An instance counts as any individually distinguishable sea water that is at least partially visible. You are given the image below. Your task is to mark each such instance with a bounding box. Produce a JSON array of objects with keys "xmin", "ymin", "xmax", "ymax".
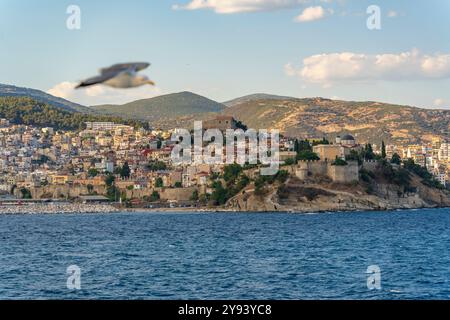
[{"xmin": 0, "ymin": 209, "xmax": 449, "ymax": 299}]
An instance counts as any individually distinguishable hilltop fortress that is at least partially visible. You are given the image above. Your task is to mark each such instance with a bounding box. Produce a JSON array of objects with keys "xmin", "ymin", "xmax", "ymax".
[
  {"xmin": 295, "ymin": 160, "xmax": 359, "ymax": 184},
  {"xmin": 294, "ymin": 134, "xmax": 361, "ymax": 183}
]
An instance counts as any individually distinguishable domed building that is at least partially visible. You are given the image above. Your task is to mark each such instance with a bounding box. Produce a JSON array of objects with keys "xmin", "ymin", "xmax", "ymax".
[
  {"xmin": 314, "ymin": 133, "xmax": 361, "ymax": 161},
  {"xmin": 340, "ymin": 134, "xmax": 356, "ymax": 147}
]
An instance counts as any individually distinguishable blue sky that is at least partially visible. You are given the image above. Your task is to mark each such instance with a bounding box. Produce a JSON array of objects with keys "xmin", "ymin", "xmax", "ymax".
[{"xmin": 0, "ymin": 0, "xmax": 449, "ymax": 107}]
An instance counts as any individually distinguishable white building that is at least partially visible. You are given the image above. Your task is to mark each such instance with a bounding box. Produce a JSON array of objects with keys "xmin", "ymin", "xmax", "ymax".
[
  {"xmin": 85, "ymin": 122, "xmax": 117, "ymax": 131},
  {"xmin": 439, "ymin": 142, "xmax": 449, "ymax": 161}
]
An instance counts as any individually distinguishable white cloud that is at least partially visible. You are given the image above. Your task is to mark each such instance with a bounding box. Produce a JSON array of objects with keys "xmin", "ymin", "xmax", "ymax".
[
  {"xmin": 387, "ymin": 10, "xmax": 398, "ymax": 18},
  {"xmin": 294, "ymin": 6, "xmax": 325, "ymax": 22},
  {"xmin": 172, "ymin": 0, "xmax": 309, "ymax": 14},
  {"xmin": 283, "ymin": 63, "xmax": 297, "ymax": 76},
  {"xmin": 434, "ymin": 98, "xmax": 444, "ymax": 107},
  {"xmin": 285, "ymin": 50, "xmax": 450, "ymax": 86},
  {"xmin": 47, "ymin": 82, "xmax": 162, "ymax": 106}
]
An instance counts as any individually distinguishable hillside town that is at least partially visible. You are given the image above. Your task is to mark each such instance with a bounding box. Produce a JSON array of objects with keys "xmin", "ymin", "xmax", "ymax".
[{"xmin": 0, "ymin": 116, "xmax": 449, "ymax": 212}]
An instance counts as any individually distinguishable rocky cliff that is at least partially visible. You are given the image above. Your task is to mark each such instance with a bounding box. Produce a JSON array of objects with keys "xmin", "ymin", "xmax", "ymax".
[{"xmin": 226, "ymin": 173, "xmax": 450, "ymax": 213}]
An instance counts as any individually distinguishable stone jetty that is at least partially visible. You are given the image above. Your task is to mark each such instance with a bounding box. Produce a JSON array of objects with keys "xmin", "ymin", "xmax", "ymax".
[{"xmin": 0, "ymin": 203, "xmax": 119, "ymax": 215}]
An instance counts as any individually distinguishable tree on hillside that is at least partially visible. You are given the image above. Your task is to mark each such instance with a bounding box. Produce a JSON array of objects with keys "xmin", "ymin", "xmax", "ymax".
[
  {"xmin": 174, "ymin": 181, "xmax": 182, "ymax": 188},
  {"xmin": 403, "ymin": 159, "xmax": 444, "ymax": 189},
  {"xmin": 346, "ymin": 149, "xmax": 362, "ymax": 165},
  {"xmin": 155, "ymin": 177, "xmax": 164, "ymax": 188},
  {"xmin": 0, "ymin": 96, "xmax": 147, "ymax": 131},
  {"xmin": 391, "ymin": 153, "xmax": 401, "ymax": 165},
  {"xmin": 20, "ymin": 188, "xmax": 32, "ymax": 199},
  {"xmin": 88, "ymin": 168, "xmax": 99, "ymax": 178},
  {"xmin": 236, "ymin": 174, "xmax": 250, "ymax": 190},
  {"xmin": 332, "ymin": 157, "xmax": 348, "ymax": 166},
  {"xmin": 381, "ymin": 141, "xmax": 387, "ymax": 159},
  {"xmin": 294, "ymin": 139, "xmax": 312, "ymax": 153},
  {"xmin": 149, "ymin": 191, "xmax": 160, "ymax": 202},
  {"xmin": 147, "ymin": 160, "xmax": 167, "ymax": 171},
  {"xmin": 363, "ymin": 143, "xmax": 375, "ymax": 160},
  {"xmin": 254, "ymin": 176, "xmax": 267, "ymax": 196},
  {"xmin": 104, "ymin": 174, "xmax": 118, "ymax": 201},
  {"xmin": 211, "ymin": 181, "xmax": 227, "ymax": 205},
  {"xmin": 283, "ymin": 158, "xmax": 296, "ymax": 166},
  {"xmin": 276, "ymin": 170, "xmax": 289, "ymax": 183},
  {"xmin": 296, "ymin": 150, "xmax": 320, "ymax": 161},
  {"xmin": 120, "ymin": 161, "xmax": 131, "ymax": 179},
  {"xmin": 190, "ymin": 190, "xmax": 199, "ymax": 201},
  {"xmin": 312, "ymin": 138, "xmax": 330, "ymax": 146},
  {"xmin": 223, "ymin": 164, "xmax": 243, "ymax": 183},
  {"xmin": 104, "ymin": 174, "xmax": 115, "ymax": 187}
]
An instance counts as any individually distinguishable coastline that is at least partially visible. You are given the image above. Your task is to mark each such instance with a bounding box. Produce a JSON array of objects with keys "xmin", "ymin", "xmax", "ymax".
[
  {"xmin": 126, "ymin": 205, "xmax": 450, "ymax": 214},
  {"xmin": 1, "ymin": 202, "xmax": 447, "ymax": 215}
]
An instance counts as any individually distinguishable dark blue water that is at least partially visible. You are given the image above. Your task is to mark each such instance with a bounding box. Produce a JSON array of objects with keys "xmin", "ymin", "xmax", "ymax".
[{"xmin": 0, "ymin": 209, "xmax": 449, "ymax": 300}]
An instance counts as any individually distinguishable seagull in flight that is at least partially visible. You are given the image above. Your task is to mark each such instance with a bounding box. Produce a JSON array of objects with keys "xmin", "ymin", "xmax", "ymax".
[{"xmin": 75, "ymin": 62, "xmax": 155, "ymax": 89}]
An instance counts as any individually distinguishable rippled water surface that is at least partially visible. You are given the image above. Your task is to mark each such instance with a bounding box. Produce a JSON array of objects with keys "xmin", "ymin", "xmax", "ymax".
[{"xmin": 0, "ymin": 209, "xmax": 449, "ymax": 299}]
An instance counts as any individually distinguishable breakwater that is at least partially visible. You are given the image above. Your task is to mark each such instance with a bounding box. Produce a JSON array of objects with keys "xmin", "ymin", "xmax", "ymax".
[{"xmin": 0, "ymin": 203, "xmax": 119, "ymax": 215}]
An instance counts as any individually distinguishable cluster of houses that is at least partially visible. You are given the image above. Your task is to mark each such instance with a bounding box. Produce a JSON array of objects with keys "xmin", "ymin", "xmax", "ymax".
[
  {"xmin": 1, "ymin": 115, "xmax": 448, "ymax": 205},
  {"xmin": 0, "ymin": 117, "xmax": 294, "ymax": 203}
]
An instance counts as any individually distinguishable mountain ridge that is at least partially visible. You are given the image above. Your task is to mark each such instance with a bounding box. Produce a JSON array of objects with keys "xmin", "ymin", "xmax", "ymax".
[
  {"xmin": 0, "ymin": 84, "xmax": 92, "ymax": 114},
  {"xmin": 222, "ymin": 97, "xmax": 450, "ymax": 144},
  {"xmin": 1, "ymin": 84, "xmax": 449, "ymax": 145},
  {"xmin": 90, "ymin": 91, "xmax": 226, "ymax": 123},
  {"xmin": 223, "ymin": 93, "xmax": 298, "ymax": 107}
]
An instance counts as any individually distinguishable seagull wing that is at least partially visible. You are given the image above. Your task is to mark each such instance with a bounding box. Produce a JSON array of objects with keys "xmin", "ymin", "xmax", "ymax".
[
  {"xmin": 75, "ymin": 70, "xmax": 119, "ymax": 88},
  {"xmin": 99, "ymin": 62, "xmax": 150, "ymax": 75},
  {"xmin": 75, "ymin": 62, "xmax": 150, "ymax": 89}
]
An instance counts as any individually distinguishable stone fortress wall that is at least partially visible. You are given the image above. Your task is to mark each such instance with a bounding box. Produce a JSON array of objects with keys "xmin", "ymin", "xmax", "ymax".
[{"xmin": 295, "ymin": 160, "xmax": 359, "ymax": 183}]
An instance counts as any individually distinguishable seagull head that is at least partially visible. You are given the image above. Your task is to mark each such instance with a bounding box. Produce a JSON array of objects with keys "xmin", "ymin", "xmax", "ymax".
[{"xmin": 136, "ymin": 74, "xmax": 155, "ymax": 87}]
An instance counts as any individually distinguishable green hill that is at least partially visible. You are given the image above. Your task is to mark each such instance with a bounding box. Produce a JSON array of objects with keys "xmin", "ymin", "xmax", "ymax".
[
  {"xmin": 91, "ymin": 91, "xmax": 226, "ymax": 124},
  {"xmin": 0, "ymin": 96, "xmax": 147, "ymax": 131},
  {"xmin": 223, "ymin": 93, "xmax": 297, "ymax": 107},
  {"xmin": 0, "ymin": 83, "xmax": 92, "ymax": 114}
]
